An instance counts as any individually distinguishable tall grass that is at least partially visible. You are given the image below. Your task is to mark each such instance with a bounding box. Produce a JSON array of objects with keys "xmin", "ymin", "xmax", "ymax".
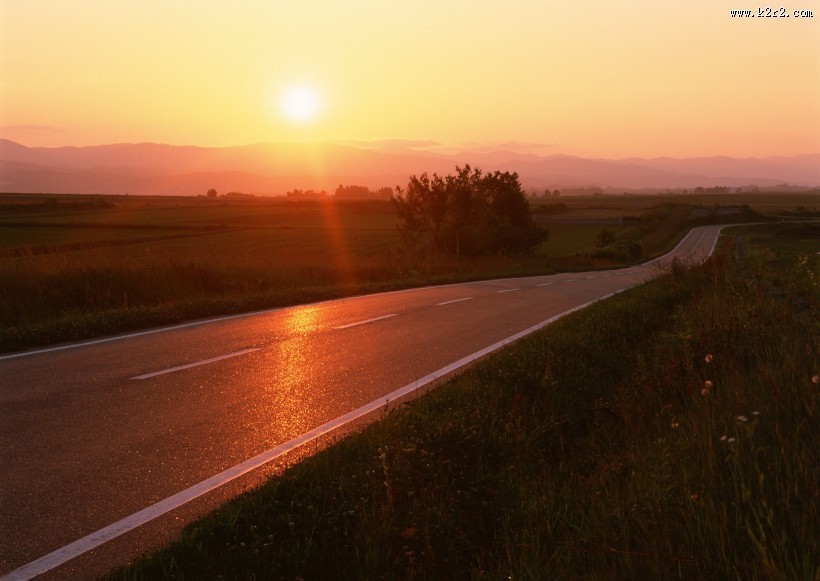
[
  {"xmin": 114, "ymin": 230, "xmax": 817, "ymax": 579},
  {"xmin": 0, "ymin": 226, "xmax": 563, "ymax": 351}
]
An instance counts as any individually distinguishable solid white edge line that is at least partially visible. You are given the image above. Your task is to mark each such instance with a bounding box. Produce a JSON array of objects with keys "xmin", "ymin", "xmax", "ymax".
[
  {"xmin": 435, "ymin": 297, "xmax": 473, "ymax": 306},
  {"xmin": 709, "ymin": 228, "xmax": 722, "ymax": 256},
  {"xmin": 2, "ymin": 226, "xmax": 729, "ymax": 581},
  {"xmin": 334, "ymin": 314, "xmax": 397, "ymax": 330},
  {"xmin": 0, "ymin": 310, "xmax": 281, "ymax": 362},
  {"xmin": 496, "ymin": 288, "xmax": 520, "ymax": 293},
  {"xmin": 131, "ymin": 348, "xmax": 260, "ymax": 380}
]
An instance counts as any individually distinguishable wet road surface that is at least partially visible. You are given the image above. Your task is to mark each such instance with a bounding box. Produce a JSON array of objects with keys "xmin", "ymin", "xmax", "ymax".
[{"xmin": 0, "ymin": 225, "xmax": 723, "ymax": 579}]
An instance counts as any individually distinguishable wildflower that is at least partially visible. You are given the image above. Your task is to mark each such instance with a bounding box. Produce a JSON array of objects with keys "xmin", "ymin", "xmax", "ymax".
[
  {"xmin": 705, "ymin": 354, "xmax": 713, "ymax": 363},
  {"xmin": 720, "ymin": 435, "xmax": 728, "ymax": 441},
  {"xmin": 700, "ymin": 387, "xmax": 711, "ymax": 397},
  {"xmin": 735, "ymin": 415, "xmax": 748, "ymax": 423},
  {"xmin": 400, "ymin": 527, "xmax": 418, "ymax": 539},
  {"xmin": 812, "ymin": 375, "xmax": 820, "ymax": 385},
  {"xmin": 690, "ymin": 494, "xmax": 699, "ymax": 502},
  {"xmin": 704, "ymin": 380, "xmax": 713, "ymax": 388},
  {"xmin": 727, "ymin": 437, "xmax": 736, "ymax": 443},
  {"xmin": 752, "ymin": 411, "xmax": 761, "ymax": 416},
  {"xmin": 671, "ymin": 422, "xmax": 679, "ymax": 429}
]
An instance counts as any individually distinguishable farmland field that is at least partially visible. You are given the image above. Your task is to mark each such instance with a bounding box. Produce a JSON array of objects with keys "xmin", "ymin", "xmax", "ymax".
[{"xmin": 1, "ymin": 191, "xmax": 815, "ymax": 352}]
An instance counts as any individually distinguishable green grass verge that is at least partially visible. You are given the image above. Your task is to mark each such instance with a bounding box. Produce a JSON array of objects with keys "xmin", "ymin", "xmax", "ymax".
[{"xmin": 111, "ymin": 227, "xmax": 818, "ymax": 579}]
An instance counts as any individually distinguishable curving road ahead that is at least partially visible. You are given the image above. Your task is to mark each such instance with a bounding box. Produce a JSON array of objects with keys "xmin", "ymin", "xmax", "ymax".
[{"xmin": 0, "ymin": 225, "xmax": 724, "ymax": 580}]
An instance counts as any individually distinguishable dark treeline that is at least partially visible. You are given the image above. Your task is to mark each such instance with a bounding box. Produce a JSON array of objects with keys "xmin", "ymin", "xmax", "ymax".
[
  {"xmin": 392, "ymin": 165, "xmax": 547, "ymax": 257},
  {"xmin": 335, "ymin": 184, "xmax": 393, "ymax": 200}
]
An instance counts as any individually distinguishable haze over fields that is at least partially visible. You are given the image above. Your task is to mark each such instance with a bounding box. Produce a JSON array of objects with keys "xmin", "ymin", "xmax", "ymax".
[
  {"xmin": 1, "ymin": 1, "xmax": 818, "ymax": 193},
  {"xmin": 1, "ymin": 139, "xmax": 819, "ymax": 195}
]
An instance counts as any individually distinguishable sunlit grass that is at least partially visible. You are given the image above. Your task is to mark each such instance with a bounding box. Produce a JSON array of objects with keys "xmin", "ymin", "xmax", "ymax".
[{"xmin": 112, "ymin": 228, "xmax": 818, "ymax": 579}]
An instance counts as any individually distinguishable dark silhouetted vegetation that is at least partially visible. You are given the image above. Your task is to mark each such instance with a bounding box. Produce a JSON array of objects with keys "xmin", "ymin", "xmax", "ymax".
[
  {"xmin": 335, "ymin": 184, "xmax": 393, "ymax": 200},
  {"xmin": 595, "ymin": 227, "xmax": 616, "ymax": 247},
  {"xmin": 392, "ymin": 165, "xmax": 548, "ymax": 257}
]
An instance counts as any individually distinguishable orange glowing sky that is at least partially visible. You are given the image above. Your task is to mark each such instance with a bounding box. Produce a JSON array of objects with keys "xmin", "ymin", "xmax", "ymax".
[{"xmin": 1, "ymin": 1, "xmax": 818, "ymax": 157}]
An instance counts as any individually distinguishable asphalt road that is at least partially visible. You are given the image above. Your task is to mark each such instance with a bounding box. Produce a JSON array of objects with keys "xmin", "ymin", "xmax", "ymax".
[{"xmin": 0, "ymin": 225, "xmax": 724, "ymax": 579}]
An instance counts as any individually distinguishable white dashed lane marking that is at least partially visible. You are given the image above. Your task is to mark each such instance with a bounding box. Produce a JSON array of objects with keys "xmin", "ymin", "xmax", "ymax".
[
  {"xmin": 436, "ymin": 297, "xmax": 473, "ymax": 306},
  {"xmin": 334, "ymin": 314, "xmax": 398, "ymax": 330},
  {"xmin": 131, "ymin": 348, "xmax": 260, "ymax": 380}
]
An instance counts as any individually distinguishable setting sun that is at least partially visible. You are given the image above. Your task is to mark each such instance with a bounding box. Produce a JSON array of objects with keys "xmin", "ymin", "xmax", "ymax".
[
  {"xmin": 0, "ymin": 1, "xmax": 818, "ymax": 156},
  {"xmin": 280, "ymin": 86, "xmax": 320, "ymax": 123}
]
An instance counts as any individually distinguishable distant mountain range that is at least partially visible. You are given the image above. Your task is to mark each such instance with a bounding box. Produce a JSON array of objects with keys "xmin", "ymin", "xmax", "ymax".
[{"xmin": 1, "ymin": 139, "xmax": 818, "ymax": 195}]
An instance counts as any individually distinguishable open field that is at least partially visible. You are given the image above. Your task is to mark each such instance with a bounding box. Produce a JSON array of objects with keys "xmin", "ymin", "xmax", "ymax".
[
  {"xmin": 531, "ymin": 191, "xmax": 820, "ymax": 216},
  {"xmin": 0, "ymin": 192, "xmax": 806, "ymax": 352},
  {"xmin": 111, "ymin": 223, "xmax": 818, "ymax": 579}
]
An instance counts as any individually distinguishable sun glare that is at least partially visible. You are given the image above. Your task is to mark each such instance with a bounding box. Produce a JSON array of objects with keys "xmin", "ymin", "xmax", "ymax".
[{"xmin": 280, "ymin": 86, "xmax": 320, "ymax": 123}]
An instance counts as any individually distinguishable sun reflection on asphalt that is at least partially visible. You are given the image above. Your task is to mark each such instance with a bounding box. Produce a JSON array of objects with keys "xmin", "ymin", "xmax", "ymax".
[{"xmin": 254, "ymin": 305, "xmax": 330, "ymax": 442}]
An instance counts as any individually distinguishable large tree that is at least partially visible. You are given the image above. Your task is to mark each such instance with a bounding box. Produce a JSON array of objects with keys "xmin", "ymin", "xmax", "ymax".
[{"xmin": 392, "ymin": 165, "xmax": 547, "ymax": 257}]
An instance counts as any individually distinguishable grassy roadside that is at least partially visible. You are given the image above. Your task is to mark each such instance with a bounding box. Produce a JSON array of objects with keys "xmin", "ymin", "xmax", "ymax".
[{"xmin": 112, "ymin": 225, "xmax": 818, "ymax": 579}]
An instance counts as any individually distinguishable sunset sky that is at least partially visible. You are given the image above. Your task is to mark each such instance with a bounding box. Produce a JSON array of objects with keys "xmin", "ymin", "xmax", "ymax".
[{"xmin": 1, "ymin": 0, "xmax": 818, "ymax": 158}]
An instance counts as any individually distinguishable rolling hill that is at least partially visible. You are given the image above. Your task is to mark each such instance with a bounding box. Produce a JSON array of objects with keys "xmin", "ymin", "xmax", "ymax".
[{"xmin": 1, "ymin": 139, "xmax": 818, "ymax": 195}]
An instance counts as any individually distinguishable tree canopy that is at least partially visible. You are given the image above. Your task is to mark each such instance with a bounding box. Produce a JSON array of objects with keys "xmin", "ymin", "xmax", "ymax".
[{"xmin": 392, "ymin": 165, "xmax": 547, "ymax": 257}]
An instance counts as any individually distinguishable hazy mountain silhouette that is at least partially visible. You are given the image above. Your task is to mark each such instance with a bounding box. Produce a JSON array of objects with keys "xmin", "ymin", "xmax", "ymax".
[{"xmin": 1, "ymin": 139, "xmax": 817, "ymax": 195}]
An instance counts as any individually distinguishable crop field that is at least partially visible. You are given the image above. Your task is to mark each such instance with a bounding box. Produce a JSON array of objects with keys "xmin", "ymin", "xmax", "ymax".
[
  {"xmin": 0, "ymin": 195, "xmax": 400, "ymax": 228},
  {"xmin": 0, "ymin": 191, "xmax": 807, "ymax": 352},
  {"xmin": 0, "ymin": 224, "xmax": 189, "ymax": 248},
  {"xmin": 532, "ymin": 191, "xmax": 820, "ymax": 215}
]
